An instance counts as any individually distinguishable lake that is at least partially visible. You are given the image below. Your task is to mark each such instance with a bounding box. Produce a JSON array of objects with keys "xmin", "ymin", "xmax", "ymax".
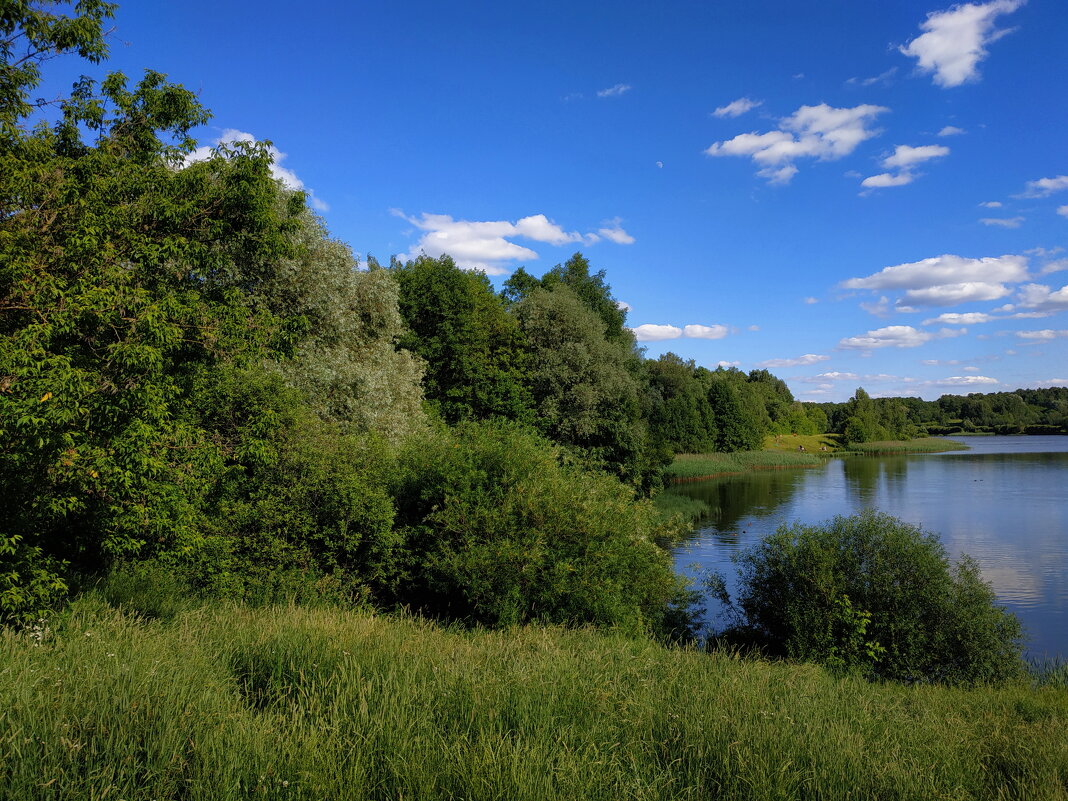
[{"xmin": 670, "ymin": 436, "xmax": 1068, "ymax": 660}]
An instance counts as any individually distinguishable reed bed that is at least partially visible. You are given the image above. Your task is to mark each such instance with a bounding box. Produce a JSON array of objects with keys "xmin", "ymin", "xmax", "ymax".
[
  {"xmin": 3, "ymin": 597, "xmax": 1066, "ymax": 800},
  {"xmin": 844, "ymin": 437, "xmax": 970, "ymax": 455},
  {"xmin": 666, "ymin": 450, "xmax": 823, "ymax": 481}
]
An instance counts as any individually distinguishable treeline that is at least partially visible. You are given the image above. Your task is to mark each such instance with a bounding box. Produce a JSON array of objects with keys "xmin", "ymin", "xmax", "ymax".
[{"xmin": 812, "ymin": 386, "xmax": 1068, "ymax": 443}]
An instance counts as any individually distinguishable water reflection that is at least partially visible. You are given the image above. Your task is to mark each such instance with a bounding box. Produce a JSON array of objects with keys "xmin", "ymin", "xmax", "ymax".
[{"xmin": 669, "ymin": 439, "xmax": 1068, "ymax": 660}]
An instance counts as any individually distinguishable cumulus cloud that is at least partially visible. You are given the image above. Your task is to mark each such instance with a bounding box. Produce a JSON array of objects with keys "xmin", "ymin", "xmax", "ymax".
[
  {"xmin": 900, "ymin": 0, "xmax": 1026, "ymax": 88},
  {"xmin": 1058, "ymin": 205, "xmax": 1068, "ymax": 217},
  {"xmin": 632, "ymin": 322, "xmax": 732, "ymax": 342},
  {"xmin": 631, "ymin": 324, "xmax": 682, "ymax": 342},
  {"xmin": 938, "ymin": 125, "xmax": 966, "ymax": 136},
  {"xmin": 862, "ymin": 172, "xmax": 916, "ymax": 188},
  {"xmin": 862, "ymin": 144, "xmax": 949, "ymax": 189},
  {"xmin": 979, "ymin": 216, "xmax": 1024, "ymax": 228},
  {"xmin": 717, "ymin": 360, "xmax": 741, "ymax": 368},
  {"xmin": 597, "ymin": 218, "xmax": 636, "ymax": 244},
  {"xmin": 884, "ymin": 144, "xmax": 951, "ymax": 169},
  {"xmin": 597, "ymin": 83, "xmax": 631, "ymax": 98},
  {"xmin": 927, "ymin": 375, "xmax": 1000, "ymax": 387},
  {"xmin": 1019, "ymin": 175, "xmax": 1068, "ymax": 198},
  {"xmin": 713, "ymin": 97, "xmax": 762, "ymax": 118},
  {"xmin": 842, "ymin": 254, "xmax": 1027, "ymax": 310},
  {"xmin": 392, "ymin": 211, "xmax": 632, "ymax": 273},
  {"xmin": 705, "ymin": 103, "xmax": 888, "ymax": 184},
  {"xmin": 1016, "ymin": 329, "xmax": 1068, "ymax": 341},
  {"xmin": 800, "ymin": 371, "xmax": 859, "ymax": 382},
  {"xmin": 903, "ymin": 282, "xmax": 1012, "ymax": 306},
  {"xmin": 756, "ymin": 354, "xmax": 830, "ymax": 368},
  {"xmin": 979, "ymin": 200, "xmax": 1003, "ymax": 208},
  {"xmin": 922, "ymin": 311, "xmax": 994, "ymax": 325},
  {"xmin": 683, "ymin": 324, "xmax": 729, "ymax": 339},
  {"xmin": 839, "ymin": 325, "xmax": 938, "ymax": 349},
  {"xmin": 1014, "ymin": 282, "xmax": 1068, "ymax": 312},
  {"xmin": 185, "ymin": 128, "xmax": 329, "ymax": 211}
]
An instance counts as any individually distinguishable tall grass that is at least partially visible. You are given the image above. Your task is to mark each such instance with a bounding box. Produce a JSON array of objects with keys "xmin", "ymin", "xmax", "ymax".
[
  {"xmin": 3, "ymin": 597, "xmax": 1066, "ymax": 800},
  {"xmin": 667, "ymin": 450, "xmax": 822, "ymax": 481}
]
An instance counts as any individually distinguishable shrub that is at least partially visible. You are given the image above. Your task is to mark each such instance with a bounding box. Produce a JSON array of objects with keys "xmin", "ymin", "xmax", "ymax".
[
  {"xmin": 715, "ymin": 510, "xmax": 1023, "ymax": 684},
  {"xmin": 391, "ymin": 420, "xmax": 691, "ymax": 635}
]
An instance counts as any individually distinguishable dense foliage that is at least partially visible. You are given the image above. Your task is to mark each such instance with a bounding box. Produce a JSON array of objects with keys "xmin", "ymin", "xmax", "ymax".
[{"xmin": 714, "ymin": 511, "xmax": 1024, "ymax": 684}]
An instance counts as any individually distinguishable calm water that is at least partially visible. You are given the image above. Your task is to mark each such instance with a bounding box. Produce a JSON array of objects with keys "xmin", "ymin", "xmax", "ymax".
[{"xmin": 671, "ymin": 436, "xmax": 1068, "ymax": 660}]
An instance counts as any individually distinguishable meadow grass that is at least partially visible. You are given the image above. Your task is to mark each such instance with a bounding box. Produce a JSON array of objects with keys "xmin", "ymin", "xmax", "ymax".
[
  {"xmin": 666, "ymin": 450, "xmax": 823, "ymax": 481},
  {"xmin": 844, "ymin": 437, "xmax": 970, "ymax": 455},
  {"xmin": 3, "ymin": 597, "xmax": 1066, "ymax": 800}
]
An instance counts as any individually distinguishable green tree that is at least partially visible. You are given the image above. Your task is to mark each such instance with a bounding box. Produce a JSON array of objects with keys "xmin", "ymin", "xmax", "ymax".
[
  {"xmin": 392, "ymin": 255, "xmax": 533, "ymax": 425},
  {"xmin": 514, "ymin": 285, "xmax": 654, "ymax": 486},
  {"xmin": 262, "ymin": 215, "xmax": 424, "ymax": 443},
  {"xmin": 707, "ymin": 377, "xmax": 763, "ymax": 452},
  {"xmin": 645, "ymin": 353, "xmax": 716, "ymax": 454}
]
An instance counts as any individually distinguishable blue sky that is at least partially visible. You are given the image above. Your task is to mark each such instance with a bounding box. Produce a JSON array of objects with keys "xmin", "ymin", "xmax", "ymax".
[{"xmin": 66, "ymin": 0, "xmax": 1068, "ymax": 401}]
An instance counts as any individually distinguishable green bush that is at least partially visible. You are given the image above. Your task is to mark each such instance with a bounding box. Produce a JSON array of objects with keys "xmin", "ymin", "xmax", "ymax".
[
  {"xmin": 715, "ymin": 510, "xmax": 1023, "ymax": 684},
  {"xmin": 391, "ymin": 420, "xmax": 691, "ymax": 635}
]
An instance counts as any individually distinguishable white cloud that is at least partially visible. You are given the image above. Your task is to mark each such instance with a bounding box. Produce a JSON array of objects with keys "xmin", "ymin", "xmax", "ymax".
[
  {"xmin": 862, "ymin": 172, "xmax": 916, "ymax": 188},
  {"xmin": 963, "ymin": 366, "xmax": 981, "ymax": 372},
  {"xmin": 929, "ymin": 375, "xmax": 1000, "ymax": 386},
  {"xmin": 842, "ymin": 254, "xmax": 1027, "ymax": 291},
  {"xmin": 597, "ymin": 83, "xmax": 631, "ymax": 98},
  {"xmin": 938, "ymin": 125, "xmax": 966, "ymax": 136},
  {"xmin": 747, "ymin": 324, "xmax": 760, "ymax": 332},
  {"xmin": 185, "ymin": 128, "xmax": 329, "ymax": 211},
  {"xmin": 804, "ymin": 297, "xmax": 819, "ymax": 305},
  {"xmin": 1019, "ymin": 175, "xmax": 1068, "ymax": 198},
  {"xmin": 616, "ymin": 300, "xmax": 632, "ymax": 312},
  {"xmin": 597, "ymin": 219, "xmax": 636, "ymax": 244},
  {"xmin": 717, "ymin": 360, "xmax": 741, "ymax": 368},
  {"xmin": 848, "ymin": 67, "xmax": 898, "ymax": 87},
  {"xmin": 713, "ymin": 97, "xmax": 762, "ymax": 118},
  {"xmin": 1016, "ymin": 329, "xmax": 1068, "ymax": 341},
  {"xmin": 1014, "ymin": 282, "xmax": 1068, "ymax": 312},
  {"xmin": 1058, "ymin": 205, "xmax": 1068, "ymax": 218},
  {"xmin": 979, "ymin": 200, "xmax": 1003, "ymax": 208},
  {"xmin": 922, "ymin": 359, "xmax": 961, "ymax": 365},
  {"xmin": 900, "ymin": 0, "xmax": 1026, "ymax": 88},
  {"xmin": 1039, "ymin": 259, "xmax": 1068, "ymax": 275},
  {"xmin": 862, "ymin": 144, "xmax": 949, "ymax": 189},
  {"xmin": 979, "ymin": 216, "xmax": 1024, "ymax": 228},
  {"xmin": 756, "ymin": 354, "xmax": 830, "ymax": 368},
  {"xmin": 393, "ymin": 211, "xmax": 627, "ymax": 273},
  {"xmin": 512, "ymin": 214, "xmax": 586, "ymax": 245},
  {"xmin": 683, "ymin": 324, "xmax": 729, "ymax": 339},
  {"xmin": 839, "ymin": 325, "xmax": 935, "ymax": 349},
  {"xmin": 632, "ymin": 324, "xmax": 682, "ymax": 342},
  {"xmin": 883, "ymin": 144, "xmax": 951, "ymax": 169},
  {"xmin": 922, "ymin": 311, "xmax": 993, "ymax": 325},
  {"xmin": 705, "ymin": 103, "xmax": 888, "ymax": 183},
  {"xmin": 903, "ymin": 281, "xmax": 1012, "ymax": 306},
  {"xmin": 815, "ymin": 371, "xmax": 860, "ymax": 380}
]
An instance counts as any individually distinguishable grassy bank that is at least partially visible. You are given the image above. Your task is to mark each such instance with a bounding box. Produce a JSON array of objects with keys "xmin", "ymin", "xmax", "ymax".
[
  {"xmin": 666, "ymin": 449, "xmax": 823, "ymax": 482},
  {"xmin": 3, "ymin": 598, "xmax": 1066, "ymax": 800},
  {"xmin": 844, "ymin": 437, "xmax": 970, "ymax": 455}
]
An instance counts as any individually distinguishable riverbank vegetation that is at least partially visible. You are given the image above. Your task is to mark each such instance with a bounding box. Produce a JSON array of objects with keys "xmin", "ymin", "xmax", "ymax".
[
  {"xmin": 4, "ymin": 593, "xmax": 1067, "ymax": 801},
  {"xmin": 666, "ymin": 450, "xmax": 823, "ymax": 482},
  {"xmin": 843, "ymin": 437, "xmax": 970, "ymax": 454}
]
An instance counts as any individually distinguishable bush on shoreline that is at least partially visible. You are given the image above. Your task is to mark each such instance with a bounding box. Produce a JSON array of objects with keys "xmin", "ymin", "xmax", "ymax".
[{"xmin": 711, "ymin": 510, "xmax": 1024, "ymax": 684}]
